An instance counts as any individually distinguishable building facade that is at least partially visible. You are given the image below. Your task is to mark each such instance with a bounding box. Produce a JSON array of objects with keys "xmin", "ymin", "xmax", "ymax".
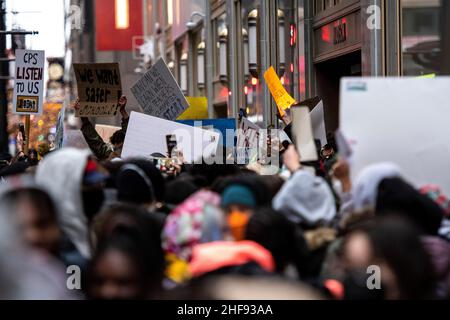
[{"xmin": 145, "ymin": 0, "xmax": 449, "ymax": 132}]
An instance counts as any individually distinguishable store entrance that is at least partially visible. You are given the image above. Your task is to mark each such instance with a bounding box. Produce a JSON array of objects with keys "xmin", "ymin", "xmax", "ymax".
[{"xmin": 315, "ymin": 50, "xmax": 362, "ymax": 132}]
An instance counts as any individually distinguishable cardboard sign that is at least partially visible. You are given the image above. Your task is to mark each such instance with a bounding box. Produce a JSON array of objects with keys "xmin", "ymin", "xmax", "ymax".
[
  {"xmin": 13, "ymin": 49, "xmax": 45, "ymax": 115},
  {"xmin": 95, "ymin": 124, "xmax": 121, "ymax": 143},
  {"xmin": 73, "ymin": 63, "xmax": 122, "ymax": 117},
  {"xmin": 177, "ymin": 97, "xmax": 209, "ymax": 120},
  {"xmin": 131, "ymin": 58, "xmax": 189, "ymax": 120},
  {"xmin": 122, "ymin": 111, "xmax": 219, "ymax": 163},
  {"xmin": 264, "ymin": 66, "xmax": 296, "ymax": 116},
  {"xmin": 236, "ymin": 118, "xmax": 261, "ymax": 164},
  {"xmin": 340, "ymin": 77, "xmax": 450, "ymax": 195},
  {"xmin": 291, "ymin": 107, "xmax": 319, "ymax": 162}
]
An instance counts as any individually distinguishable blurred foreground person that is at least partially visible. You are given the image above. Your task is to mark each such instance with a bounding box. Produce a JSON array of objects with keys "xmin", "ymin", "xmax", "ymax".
[
  {"xmin": 36, "ymin": 148, "xmax": 107, "ymax": 271},
  {"xmin": 0, "ymin": 187, "xmax": 60, "ymax": 257},
  {"xmin": 342, "ymin": 217, "xmax": 437, "ymax": 299},
  {"xmin": 173, "ymin": 275, "xmax": 324, "ymax": 300},
  {"xmin": 0, "ymin": 199, "xmax": 78, "ymax": 299},
  {"xmin": 87, "ymin": 226, "xmax": 164, "ymax": 300}
]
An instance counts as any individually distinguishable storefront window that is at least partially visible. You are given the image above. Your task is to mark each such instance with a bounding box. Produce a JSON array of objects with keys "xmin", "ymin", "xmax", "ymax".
[{"xmin": 401, "ymin": 0, "xmax": 443, "ymax": 76}]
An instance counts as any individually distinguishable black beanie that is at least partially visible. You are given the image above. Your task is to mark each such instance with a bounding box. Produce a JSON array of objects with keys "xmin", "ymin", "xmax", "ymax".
[
  {"xmin": 376, "ymin": 177, "xmax": 444, "ymax": 235},
  {"xmin": 116, "ymin": 164, "xmax": 155, "ymax": 204}
]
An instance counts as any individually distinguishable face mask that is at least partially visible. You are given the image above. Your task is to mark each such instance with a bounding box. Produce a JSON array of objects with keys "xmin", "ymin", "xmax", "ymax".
[{"xmin": 227, "ymin": 210, "xmax": 251, "ymax": 241}]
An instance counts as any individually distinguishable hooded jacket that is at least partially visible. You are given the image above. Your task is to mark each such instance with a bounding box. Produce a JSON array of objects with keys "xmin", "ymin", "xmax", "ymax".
[
  {"xmin": 273, "ymin": 170, "xmax": 337, "ymax": 227},
  {"xmin": 35, "ymin": 148, "xmax": 92, "ymax": 259}
]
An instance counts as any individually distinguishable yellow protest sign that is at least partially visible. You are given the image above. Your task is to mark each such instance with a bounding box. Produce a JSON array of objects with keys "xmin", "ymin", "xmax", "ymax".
[
  {"xmin": 177, "ymin": 97, "xmax": 208, "ymax": 120},
  {"xmin": 264, "ymin": 66, "xmax": 296, "ymax": 116},
  {"xmin": 417, "ymin": 74, "xmax": 436, "ymax": 79}
]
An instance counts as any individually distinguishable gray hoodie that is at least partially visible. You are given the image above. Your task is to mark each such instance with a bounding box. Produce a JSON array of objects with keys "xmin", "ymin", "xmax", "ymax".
[
  {"xmin": 273, "ymin": 170, "xmax": 337, "ymax": 227},
  {"xmin": 35, "ymin": 148, "xmax": 92, "ymax": 259}
]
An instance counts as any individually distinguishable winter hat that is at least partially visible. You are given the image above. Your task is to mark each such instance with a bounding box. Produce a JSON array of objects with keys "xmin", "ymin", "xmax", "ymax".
[
  {"xmin": 188, "ymin": 241, "xmax": 275, "ymax": 278},
  {"xmin": 126, "ymin": 159, "xmax": 165, "ymax": 202},
  {"xmin": 162, "ymin": 190, "xmax": 223, "ymax": 261},
  {"xmin": 164, "ymin": 178, "xmax": 199, "ymax": 208},
  {"xmin": 221, "ymin": 184, "xmax": 256, "ymax": 208},
  {"xmin": 353, "ymin": 162, "xmax": 402, "ymax": 211},
  {"xmin": 376, "ymin": 177, "xmax": 444, "ymax": 235},
  {"xmin": 116, "ymin": 164, "xmax": 155, "ymax": 204},
  {"xmin": 273, "ymin": 170, "xmax": 336, "ymax": 227}
]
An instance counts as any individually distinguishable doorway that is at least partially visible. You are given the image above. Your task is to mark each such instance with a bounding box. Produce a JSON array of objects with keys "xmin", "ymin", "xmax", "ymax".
[{"xmin": 315, "ymin": 50, "xmax": 362, "ymax": 132}]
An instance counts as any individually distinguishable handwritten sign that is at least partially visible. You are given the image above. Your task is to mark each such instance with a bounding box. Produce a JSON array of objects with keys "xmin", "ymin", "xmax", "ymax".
[
  {"xmin": 131, "ymin": 58, "xmax": 189, "ymax": 120},
  {"xmin": 13, "ymin": 49, "xmax": 45, "ymax": 115},
  {"xmin": 236, "ymin": 118, "xmax": 261, "ymax": 164},
  {"xmin": 73, "ymin": 63, "xmax": 122, "ymax": 117},
  {"xmin": 264, "ymin": 66, "xmax": 296, "ymax": 116}
]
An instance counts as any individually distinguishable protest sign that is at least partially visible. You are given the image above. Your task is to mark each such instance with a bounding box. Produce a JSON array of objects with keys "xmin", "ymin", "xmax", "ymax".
[
  {"xmin": 177, "ymin": 97, "xmax": 208, "ymax": 120},
  {"xmin": 122, "ymin": 111, "xmax": 219, "ymax": 163},
  {"xmin": 95, "ymin": 124, "xmax": 121, "ymax": 143},
  {"xmin": 291, "ymin": 107, "xmax": 319, "ymax": 162},
  {"xmin": 131, "ymin": 58, "xmax": 189, "ymax": 120},
  {"xmin": 73, "ymin": 63, "xmax": 122, "ymax": 117},
  {"xmin": 340, "ymin": 77, "xmax": 450, "ymax": 194},
  {"xmin": 310, "ymin": 100, "xmax": 327, "ymax": 147},
  {"xmin": 176, "ymin": 118, "xmax": 236, "ymax": 148},
  {"xmin": 236, "ymin": 118, "xmax": 261, "ymax": 164},
  {"xmin": 13, "ymin": 49, "xmax": 45, "ymax": 115},
  {"xmin": 264, "ymin": 66, "xmax": 296, "ymax": 116}
]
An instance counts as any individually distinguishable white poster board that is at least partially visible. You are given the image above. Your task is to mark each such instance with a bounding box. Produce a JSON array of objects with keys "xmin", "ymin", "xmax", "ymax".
[
  {"xmin": 236, "ymin": 118, "xmax": 260, "ymax": 164},
  {"xmin": 310, "ymin": 100, "xmax": 327, "ymax": 147},
  {"xmin": 131, "ymin": 58, "xmax": 189, "ymax": 120},
  {"xmin": 12, "ymin": 49, "xmax": 45, "ymax": 115},
  {"xmin": 340, "ymin": 77, "xmax": 450, "ymax": 195},
  {"xmin": 122, "ymin": 111, "xmax": 219, "ymax": 163},
  {"xmin": 291, "ymin": 107, "xmax": 319, "ymax": 162}
]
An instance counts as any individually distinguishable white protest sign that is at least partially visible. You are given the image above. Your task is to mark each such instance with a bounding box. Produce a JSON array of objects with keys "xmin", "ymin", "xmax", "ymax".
[
  {"xmin": 131, "ymin": 58, "xmax": 189, "ymax": 120},
  {"xmin": 340, "ymin": 77, "xmax": 450, "ymax": 195},
  {"xmin": 13, "ymin": 49, "xmax": 45, "ymax": 115},
  {"xmin": 122, "ymin": 111, "xmax": 219, "ymax": 164},
  {"xmin": 291, "ymin": 107, "xmax": 319, "ymax": 162},
  {"xmin": 310, "ymin": 100, "xmax": 327, "ymax": 147},
  {"xmin": 236, "ymin": 118, "xmax": 261, "ymax": 164}
]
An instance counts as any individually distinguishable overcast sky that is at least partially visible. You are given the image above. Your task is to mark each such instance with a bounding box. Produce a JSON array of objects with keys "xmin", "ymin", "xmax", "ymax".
[{"xmin": 6, "ymin": 0, "xmax": 65, "ymax": 58}]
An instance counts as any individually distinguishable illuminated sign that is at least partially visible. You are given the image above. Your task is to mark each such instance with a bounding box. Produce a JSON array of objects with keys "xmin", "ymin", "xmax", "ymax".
[{"xmin": 333, "ymin": 18, "xmax": 347, "ymax": 45}]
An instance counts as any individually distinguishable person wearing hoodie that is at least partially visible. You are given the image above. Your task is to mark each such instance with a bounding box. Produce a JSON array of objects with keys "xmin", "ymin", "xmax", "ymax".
[
  {"xmin": 35, "ymin": 148, "xmax": 107, "ymax": 272},
  {"xmin": 273, "ymin": 145, "xmax": 337, "ymax": 228}
]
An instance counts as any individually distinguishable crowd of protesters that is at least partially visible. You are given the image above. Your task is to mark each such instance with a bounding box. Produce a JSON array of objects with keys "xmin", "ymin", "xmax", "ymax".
[{"xmin": 0, "ymin": 96, "xmax": 449, "ymax": 300}]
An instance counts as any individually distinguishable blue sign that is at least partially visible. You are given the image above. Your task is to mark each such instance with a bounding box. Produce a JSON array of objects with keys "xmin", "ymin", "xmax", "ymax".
[{"xmin": 176, "ymin": 118, "xmax": 236, "ymax": 147}]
